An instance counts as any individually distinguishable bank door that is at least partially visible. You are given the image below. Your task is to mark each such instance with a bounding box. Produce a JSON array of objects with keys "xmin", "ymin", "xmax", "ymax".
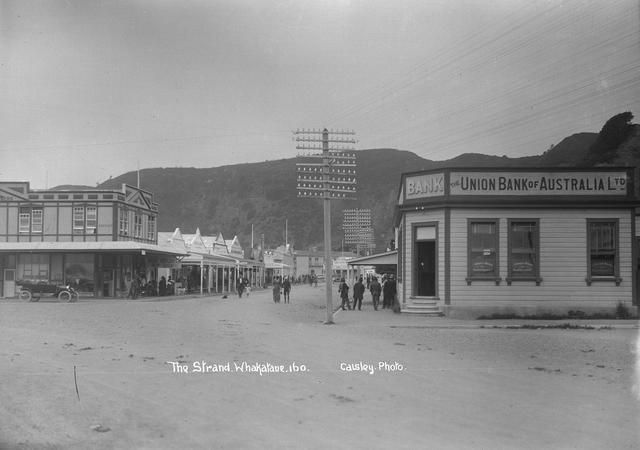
[
  {"xmin": 3, "ymin": 269, "xmax": 16, "ymax": 298},
  {"xmin": 414, "ymin": 226, "xmax": 437, "ymax": 297}
]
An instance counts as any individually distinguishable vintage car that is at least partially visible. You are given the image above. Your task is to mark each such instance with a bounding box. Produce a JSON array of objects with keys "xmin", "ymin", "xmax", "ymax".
[{"xmin": 17, "ymin": 281, "xmax": 79, "ymax": 302}]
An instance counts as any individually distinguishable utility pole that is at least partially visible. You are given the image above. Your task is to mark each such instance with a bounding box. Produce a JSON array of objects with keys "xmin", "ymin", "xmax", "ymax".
[{"xmin": 295, "ymin": 128, "xmax": 357, "ymax": 324}]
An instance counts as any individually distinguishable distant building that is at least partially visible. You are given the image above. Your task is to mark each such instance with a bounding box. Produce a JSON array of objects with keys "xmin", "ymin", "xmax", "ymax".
[{"xmin": 343, "ymin": 208, "xmax": 375, "ymax": 255}]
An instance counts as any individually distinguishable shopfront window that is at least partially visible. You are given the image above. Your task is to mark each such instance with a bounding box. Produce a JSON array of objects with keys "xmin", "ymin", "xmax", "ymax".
[
  {"xmin": 119, "ymin": 208, "xmax": 129, "ymax": 236},
  {"xmin": 508, "ymin": 220, "xmax": 539, "ymax": 281},
  {"xmin": 64, "ymin": 253, "xmax": 94, "ymax": 294},
  {"xmin": 17, "ymin": 253, "xmax": 50, "ymax": 283},
  {"xmin": 468, "ymin": 220, "xmax": 498, "ymax": 278},
  {"xmin": 588, "ymin": 220, "xmax": 617, "ymax": 278}
]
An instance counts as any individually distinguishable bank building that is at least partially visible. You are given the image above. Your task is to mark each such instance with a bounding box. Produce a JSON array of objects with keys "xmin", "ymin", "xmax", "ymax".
[{"xmin": 394, "ymin": 167, "xmax": 639, "ymax": 318}]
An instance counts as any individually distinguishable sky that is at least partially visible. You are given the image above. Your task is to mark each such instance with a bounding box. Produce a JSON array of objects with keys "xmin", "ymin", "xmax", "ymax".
[{"xmin": 1, "ymin": 0, "xmax": 639, "ymax": 190}]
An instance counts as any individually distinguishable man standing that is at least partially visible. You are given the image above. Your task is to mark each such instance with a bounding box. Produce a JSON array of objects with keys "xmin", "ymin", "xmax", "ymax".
[
  {"xmin": 369, "ymin": 276, "xmax": 381, "ymax": 311},
  {"xmin": 338, "ymin": 278, "xmax": 350, "ymax": 310},
  {"xmin": 383, "ymin": 274, "xmax": 398, "ymax": 311},
  {"xmin": 353, "ymin": 276, "xmax": 365, "ymax": 311},
  {"xmin": 282, "ymin": 276, "xmax": 291, "ymax": 304},
  {"xmin": 382, "ymin": 274, "xmax": 397, "ymax": 309}
]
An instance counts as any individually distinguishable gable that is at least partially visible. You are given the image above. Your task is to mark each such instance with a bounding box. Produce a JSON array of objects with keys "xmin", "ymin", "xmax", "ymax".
[{"xmin": 0, "ymin": 187, "xmax": 28, "ymax": 201}]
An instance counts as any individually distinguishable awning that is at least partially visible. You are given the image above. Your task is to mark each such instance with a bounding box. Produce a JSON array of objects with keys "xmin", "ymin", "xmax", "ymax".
[
  {"xmin": 347, "ymin": 250, "xmax": 397, "ymax": 266},
  {"xmin": 265, "ymin": 262, "xmax": 291, "ymax": 269},
  {"xmin": 0, "ymin": 241, "xmax": 189, "ymax": 257},
  {"xmin": 181, "ymin": 252, "xmax": 238, "ymax": 265}
]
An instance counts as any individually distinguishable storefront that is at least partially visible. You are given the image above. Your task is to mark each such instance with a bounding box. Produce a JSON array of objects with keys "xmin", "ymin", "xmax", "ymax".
[
  {"xmin": 395, "ymin": 167, "xmax": 639, "ymax": 318},
  {"xmin": 0, "ymin": 242, "xmax": 187, "ymax": 298}
]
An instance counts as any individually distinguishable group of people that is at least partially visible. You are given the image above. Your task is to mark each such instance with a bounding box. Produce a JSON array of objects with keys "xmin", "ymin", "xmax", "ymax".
[
  {"xmin": 236, "ymin": 277, "xmax": 251, "ymax": 298},
  {"xmin": 272, "ymin": 275, "xmax": 292, "ymax": 303},
  {"xmin": 126, "ymin": 274, "xmax": 169, "ymax": 299},
  {"xmin": 338, "ymin": 274, "xmax": 397, "ymax": 311}
]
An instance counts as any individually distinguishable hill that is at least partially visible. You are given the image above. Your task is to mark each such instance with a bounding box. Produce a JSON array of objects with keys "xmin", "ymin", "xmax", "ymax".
[{"xmin": 93, "ymin": 125, "xmax": 640, "ymax": 253}]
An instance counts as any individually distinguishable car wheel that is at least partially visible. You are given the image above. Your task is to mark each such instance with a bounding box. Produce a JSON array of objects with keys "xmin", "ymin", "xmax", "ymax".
[
  {"xmin": 19, "ymin": 290, "xmax": 33, "ymax": 302},
  {"xmin": 58, "ymin": 291, "xmax": 72, "ymax": 302}
]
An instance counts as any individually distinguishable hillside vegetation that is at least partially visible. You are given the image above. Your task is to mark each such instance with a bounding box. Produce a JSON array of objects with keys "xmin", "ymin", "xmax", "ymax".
[{"xmin": 96, "ymin": 113, "xmax": 640, "ymax": 252}]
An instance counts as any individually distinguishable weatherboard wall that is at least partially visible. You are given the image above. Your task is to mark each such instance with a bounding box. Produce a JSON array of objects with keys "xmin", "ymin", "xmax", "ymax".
[{"xmin": 448, "ymin": 208, "xmax": 634, "ymax": 307}]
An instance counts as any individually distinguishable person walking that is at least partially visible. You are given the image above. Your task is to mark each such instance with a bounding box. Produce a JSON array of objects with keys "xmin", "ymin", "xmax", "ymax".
[
  {"xmin": 369, "ymin": 276, "xmax": 381, "ymax": 311},
  {"xmin": 272, "ymin": 276, "xmax": 282, "ymax": 303},
  {"xmin": 353, "ymin": 276, "xmax": 365, "ymax": 311},
  {"xmin": 338, "ymin": 278, "xmax": 350, "ymax": 310},
  {"xmin": 237, "ymin": 276, "xmax": 245, "ymax": 298},
  {"xmin": 282, "ymin": 276, "xmax": 291, "ymax": 304}
]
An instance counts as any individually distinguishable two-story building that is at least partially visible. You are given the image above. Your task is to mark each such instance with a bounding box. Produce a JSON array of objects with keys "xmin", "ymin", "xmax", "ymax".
[{"xmin": 0, "ymin": 182, "xmax": 187, "ymax": 299}]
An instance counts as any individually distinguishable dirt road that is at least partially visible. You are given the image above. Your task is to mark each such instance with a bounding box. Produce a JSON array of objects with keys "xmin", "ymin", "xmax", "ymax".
[{"xmin": 1, "ymin": 285, "xmax": 638, "ymax": 449}]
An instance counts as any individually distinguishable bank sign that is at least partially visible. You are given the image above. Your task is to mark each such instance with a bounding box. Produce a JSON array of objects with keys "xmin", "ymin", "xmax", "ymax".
[
  {"xmin": 449, "ymin": 171, "xmax": 628, "ymax": 196},
  {"xmin": 405, "ymin": 173, "xmax": 445, "ymax": 200}
]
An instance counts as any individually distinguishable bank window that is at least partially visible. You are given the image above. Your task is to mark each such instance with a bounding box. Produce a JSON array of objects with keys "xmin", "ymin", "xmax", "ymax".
[
  {"xmin": 587, "ymin": 220, "xmax": 619, "ymax": 284},
  {"xmin": 467, "ymin": 220, "xmax": 499, "ymax": 283},
  {"xmin": 31, "ymin": 209, "xmax": 43, "ymax": 233},
  {"xmin": 86, "ymin": 207, "xmax": 97, "ymax": 233},
  {"xmin": 507, "ymin": 220, "xmax": 540, "ymax": 284},
  {"xmin": 73, "ymin": 207, "xmax": 85, "ymax": 233},
  {"xmin": 147, "ymin": 215, "xmax": 156, "ymax": 241},
  {"xmin": 19, "ymin": 208, "xmax": 30, "ymax": 233}
]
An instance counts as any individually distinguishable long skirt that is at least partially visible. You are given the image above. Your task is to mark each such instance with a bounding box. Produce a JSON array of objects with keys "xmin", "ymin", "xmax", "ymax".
[{"xmin": 273, "ymin": 288, "xmax": 281, "ymax": 303}]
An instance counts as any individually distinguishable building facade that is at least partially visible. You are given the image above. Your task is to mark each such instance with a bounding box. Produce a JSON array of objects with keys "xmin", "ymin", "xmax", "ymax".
[
  {"xmin": 0, "ymin": 182, "xmax": 186, "ymax": 299},
  {"xmin": 395, "ymin": 167, "xmax": 639, "ymax": 317}
]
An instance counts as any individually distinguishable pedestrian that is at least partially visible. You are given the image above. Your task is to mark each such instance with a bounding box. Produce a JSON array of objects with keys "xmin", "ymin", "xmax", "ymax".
[
  {"xmin": 272, "ymin": 276, "xmax": 281, "ymax": 303},
  {"xmin": 353, "ymin": 276, "xmax": 365, "ymax": 310},
  {"xmin": 237, "ymin": 276, "xmax": 244, "ymax": 298},
  {"xmin": 313, "ymin": 274, "xmax": 318, "ymax": 287},
  {"xmin": 382, "ymin": 274, "xmax": 393, "ymax": 309},
  {"xmin": 159, "ymin": 276, "xmax": 166, "ymax": 297},
  {"xmin": 282, "ymin": 276, "xmax": 291, "ymax": 303},
  {"xmin": 369, "ymin": 276, "xmax": 381, "ymax": 311},
  {"xmin": 383, "ymin": 274, "xmax": 398, "ymax": 311},
  {"xmin": 167, "ymin": 276, "xmax": 175, "ymax": 296},
  {"xmin": 125, "ymin": 273, "xmax": 132, "ymax": 299},
  {"xmin": 338, "ymin": 278, "xmax": 350, "ymax": 310}
]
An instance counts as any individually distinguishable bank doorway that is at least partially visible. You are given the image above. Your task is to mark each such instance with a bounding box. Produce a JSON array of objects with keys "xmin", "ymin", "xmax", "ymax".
[{"xmin": 414, "ymin": 225, "xmax": 437, "ymax": 297}]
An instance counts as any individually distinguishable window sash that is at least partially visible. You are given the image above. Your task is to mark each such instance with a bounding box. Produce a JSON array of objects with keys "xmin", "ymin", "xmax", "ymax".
[
  {"xmin": 86, "ymin": 207, "xmax": 97, "ymax": 232},
  {"xmin": 588, "ymin": 222, "xmax": 617, "ymax": 277},
  {"xmin": 508, "ymin": 221, "xmax": 538, "ymax": 278},
  {"xmin": 147, "ymin": 216, "xmax": 156, "ymax": 241},
  {"xmin": 119, "ymin": 209, "xmax": 129, "ymax": 235},
  {"xmin": 73, "ymin": 207, "xmax": 85, "ymax": 231},
  {"xmin": 19, "ymin": 213, "xmax": 30, "ymax": 233},
  {"xmin": 134, "ymin": 214, "xmax": 142, "ymax": 238},
  {"xmin": 31, "ymin": 209, "xmax": 43, "ymax": 233},
  {"xmin": 468, "ymin": 221, "xmax": 498, "ymax": 277}
]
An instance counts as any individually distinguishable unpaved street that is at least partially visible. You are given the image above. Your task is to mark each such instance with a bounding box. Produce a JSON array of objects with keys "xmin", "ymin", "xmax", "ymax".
[{"xmin": 1, "ymin": 284, "xmax": 638, "ymax": 449}]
